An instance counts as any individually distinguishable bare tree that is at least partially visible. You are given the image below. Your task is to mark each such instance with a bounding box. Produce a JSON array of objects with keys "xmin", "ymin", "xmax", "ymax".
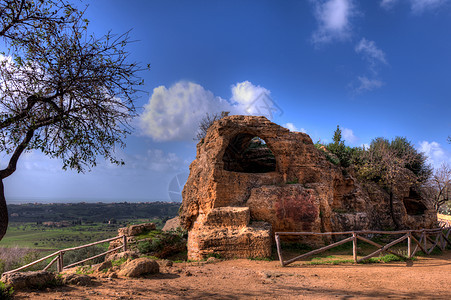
[
  {"xmin": 424, "ymin": 163, "xmax": 451, "ymax": 212},
  {"xmin": 195, "ymin": 111, "xmax": 229, "ymax": 141},
  {"xmin": 0, "ymin": 0, "xmax": 145, "ymax": 240}
]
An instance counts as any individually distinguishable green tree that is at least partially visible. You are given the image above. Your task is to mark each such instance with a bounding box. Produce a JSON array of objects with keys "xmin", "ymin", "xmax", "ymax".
[
  {"xmin": 355, "ymin": 137, "xmax": 431, "ymax": 228},
  {"xmin": 326, "ymin": 125, "xmax": 354, "ymax": 168},
  {"xmin": 0, "ymin": 0, "xmax": 145, "ymax": 240}
]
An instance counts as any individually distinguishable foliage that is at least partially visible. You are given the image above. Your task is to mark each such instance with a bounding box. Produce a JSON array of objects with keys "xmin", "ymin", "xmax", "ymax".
[
  {"xmin": 206, "ymin": 252, "xmax": 221, "ymax": 259},
  {"xmin": 361, "ymin": 254, "xmax": 408, "ymax": 264},
  {"xmin": 63, "ymin": 245, "xmax": 106, "ymax": 267},
  {"xmin": 315, "ymin": 142, "xmax": 340, "ymax": 165},
  {"xmin": 325, "ymin": 125, "xmax": 357, "ymax": 168},
  {"xmin": 0, "ymin": 246, "xmax": 40, "ymax": 273},
  {"xmin": 8, "ymin": 202, "xmax": 180, "ymax": 224},
  {"xmin": 75, "ymin": 265, "xmax": 93, "ymax": 275},
  {"xmin": 136, "ymin": 229, "xmax": 187, "ymax": 258},
  {"xmin": 286, "ymin": 178, "xmax": 299, "ymax": 184},
  {"xmin": 195, "ymin": 111, "xmax": 229, "ymax": 141},
  {"xmin": 0, "ymin": 0, "xmax": 146, "ymax": 241},
  {"xmin": 354, "ymin": 137, "xmax": 432, "ymax": 185},
  {"xmin": 0, "ymin": 281, "xmax": 14, "ymax": 299},
  {"xmin": 111, "ymin": 257, "xmax": 128, "ymax": 267}
]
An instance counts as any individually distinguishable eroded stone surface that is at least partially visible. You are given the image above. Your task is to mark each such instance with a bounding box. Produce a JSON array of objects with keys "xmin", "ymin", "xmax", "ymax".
[
  {"xmin": 117, "ymin": 258, "xmax": 159, "ymax": 277},
  {"xmin": 180, "ymin": 115, "xmax": 437, "ymax": 260},
  {"xmin": 1, "ymin": 271, "xmax": 56, "ymax": 290}
]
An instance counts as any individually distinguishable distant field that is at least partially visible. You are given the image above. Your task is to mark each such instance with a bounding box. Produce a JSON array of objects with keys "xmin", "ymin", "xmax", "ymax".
[
  {"xmin": 0, "ymin": 222, "xmax": 118, "ymax": 250},
  {"xmin": 1, "ymin": 202, "xmax": 179, "ymax": 251}
]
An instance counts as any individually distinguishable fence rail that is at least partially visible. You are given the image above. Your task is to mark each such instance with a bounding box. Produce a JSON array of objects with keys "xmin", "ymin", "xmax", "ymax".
[
  {"xmin": 275, "ymin": 227, "xmax": 451, "ymax": 267},
  {"xmin": 2, "ymin": 235, "xmax": 127, "ymax": 276}
]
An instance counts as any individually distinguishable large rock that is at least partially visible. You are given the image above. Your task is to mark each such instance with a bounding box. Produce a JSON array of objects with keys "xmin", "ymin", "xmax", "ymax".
[
  {"xmin": 162, "ymin": 216, "xmax": 181, "ymax": 232},
  {"xmin": 118, "ymin": 258, "xmax": 159, "ymax": 277},
  {"xmin": 1, "ymin": 271, "xmax": 56, "ymax": 290},
  {"xmin": 180, "ymin": 115, "xmax": 437, "ymax": 260},
  {"xmin": 118, "ymin": 223, "xmax": 156, "ymax": 236}
]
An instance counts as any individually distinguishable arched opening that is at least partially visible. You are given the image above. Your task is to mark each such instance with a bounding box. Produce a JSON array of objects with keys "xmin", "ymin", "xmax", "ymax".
[
  {"xmin": 403, "ymin": 189, "xmax": 427, "ymax": 215},
  {"xmin": 222, "ymin": 133, "xmax": 276, "ymax": 173}
]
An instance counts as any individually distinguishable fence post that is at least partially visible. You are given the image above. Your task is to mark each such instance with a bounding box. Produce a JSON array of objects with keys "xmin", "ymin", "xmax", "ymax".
[
  {"xmin": 423, "ymin": 230, "xmax": 427, "ymax": 253},
  {"xmin": 122, "ymin": 235, "xmax": 127, "ymax": 252},
  {"xmin": 56, "ymin": 251, "xmax": 64, "ymax": 273},
  {"xmin": 352, "ymin": 232, "xmax": 357, "ymax": 262},
  {"xmin": 407, "ymin": 231, "xmax": 411, "ymax": 258},
  {"xmin": 275, "ymin": 234, "xmax": 284, "ymax": 267}
]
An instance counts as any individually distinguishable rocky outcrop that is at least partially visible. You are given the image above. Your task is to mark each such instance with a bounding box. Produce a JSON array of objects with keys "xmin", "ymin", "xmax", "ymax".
[
  {"xmin": 187, "ymin": 207, "xmax": 272, "ymax": 260},
  {"xmin": 180, "ymin": 115, "xmax": 437, "ymax": 260}
]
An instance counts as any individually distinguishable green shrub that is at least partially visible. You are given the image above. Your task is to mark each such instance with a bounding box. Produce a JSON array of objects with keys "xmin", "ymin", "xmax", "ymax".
[
  {"xmin": 206, "ymin": 253, "xmax": 221, "ymax": 259},
  {"xmin": 0, "ymin": 281, "xmax": 14, "ymax": 299},
  {"xmin": 111, "ymin": 257, "xmax": 128, "ymax": 267},
  {"xmin": 136, "ymin": 230, "xmax": 187, "ymax": 259}
]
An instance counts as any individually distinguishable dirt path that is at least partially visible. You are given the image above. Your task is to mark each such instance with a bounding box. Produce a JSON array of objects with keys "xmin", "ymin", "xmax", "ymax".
[{"xmin": 13, "ymin": 252, "xmax": 451, "ymax": 299}]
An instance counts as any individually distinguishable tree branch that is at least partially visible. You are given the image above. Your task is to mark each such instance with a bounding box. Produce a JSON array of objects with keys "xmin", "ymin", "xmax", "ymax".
[{"xmin": 0, "ymin": 129, "xmax": 34, "ymax": 179}]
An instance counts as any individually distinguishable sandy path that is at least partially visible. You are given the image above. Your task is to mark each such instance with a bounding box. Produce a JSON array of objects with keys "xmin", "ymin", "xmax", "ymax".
[{"xmin": 13, "ymin": 252, "xmax": 451, "ymax": 299}]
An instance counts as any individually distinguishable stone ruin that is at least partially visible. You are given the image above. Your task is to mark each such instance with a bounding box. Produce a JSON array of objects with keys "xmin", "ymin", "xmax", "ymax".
[{"xmin": 179, "ymin": 115, "xmax": 437, "ymax": 260}]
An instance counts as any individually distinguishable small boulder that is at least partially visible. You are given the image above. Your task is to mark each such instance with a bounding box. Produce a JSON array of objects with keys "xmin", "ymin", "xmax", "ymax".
[
  {"xmin": 118, "ymin": 258, "xmax": 159, "ymax": 277},
  {"xmin": 62, "ymin": 274, "xmax": 92, "ymax": 286},
  {"xmin": 1, "ymin": 271, "xmax": 56, "ymax": 290}
]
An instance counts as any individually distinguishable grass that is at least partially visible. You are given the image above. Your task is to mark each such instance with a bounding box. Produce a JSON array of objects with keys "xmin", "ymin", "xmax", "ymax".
[
  {"xmin": 278, "ymin": 233, "xmax": 446, "ymax": 266},
  {"xmin": 0, "ymin": 222, "xmax": 117, "ymax": 250}
]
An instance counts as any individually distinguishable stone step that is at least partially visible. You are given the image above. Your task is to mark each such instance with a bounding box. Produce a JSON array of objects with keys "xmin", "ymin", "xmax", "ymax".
[{"xmin": 204, "ymin": 207, "xmax": 250, "ymax": 228}]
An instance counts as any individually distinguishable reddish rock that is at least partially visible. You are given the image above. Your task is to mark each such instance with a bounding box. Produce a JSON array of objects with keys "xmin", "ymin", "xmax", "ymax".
[{"xmin": 180, "ymin": 115, "xmax": 436, "ymax": 260}]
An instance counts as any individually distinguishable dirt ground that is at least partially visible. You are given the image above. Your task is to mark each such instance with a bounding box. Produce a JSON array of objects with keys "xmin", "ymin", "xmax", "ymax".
[{"xmin": 12, "ymin": 251, "xmax": 451, "ymax": 300}]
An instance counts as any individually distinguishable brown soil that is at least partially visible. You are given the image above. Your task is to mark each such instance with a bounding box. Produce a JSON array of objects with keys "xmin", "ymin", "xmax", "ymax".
[{"xmin": 13, "ymin": 252, "xmax": 451, "ymax": 300}]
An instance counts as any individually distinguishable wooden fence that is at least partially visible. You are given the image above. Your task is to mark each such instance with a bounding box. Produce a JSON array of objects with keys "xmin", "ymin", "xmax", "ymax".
[
  {"xmin": 2, "ymin": 235, "xmax": 127, "ymax": 275},
  {"xmin": 275, "ymin": 227, "xmax": 451, "ymax": 267}
]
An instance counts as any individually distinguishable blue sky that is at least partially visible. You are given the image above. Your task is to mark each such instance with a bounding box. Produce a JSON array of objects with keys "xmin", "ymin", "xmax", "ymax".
[{"xmin": 4, "ymin": 0, "xmax": 451, "ymax": 202}]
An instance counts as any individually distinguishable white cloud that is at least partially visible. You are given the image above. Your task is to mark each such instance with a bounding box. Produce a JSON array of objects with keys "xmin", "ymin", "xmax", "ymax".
[
  {"xmin": 283, "ymin": 123, "xmax": 307, "ymax": 133},
  {"xmin": 311, "ymin": 0, "xmax": 357, "ymax": 46},
  {"xmin": 355, "ymin": 38, "xmax": 388, "ymax": 66},
  {"xmin": 230, "ymin": 81, "xmax": 271, "ymax": 115},
  {"xmin": 139, "ymin": 81, "xmax": 233, "ymax": 142},
  {"xmin": 411, "ymin": 0, "xmax": 447, "ymax": 13},
  {"xmin": 419, "ymin": 141, "xmax": 451, "ymax": 168},
  {"xmin": 354, "ymin": 76, "xmax": 384, "ymax": 93},
  {"xmin": 139, "ymin": 81, "xmax": 275, "ymax": 141},
  {"xmin": 353, "ymin": 39, "xmax": 387, "ymax": 94},
  {"xmin": 381, "ymin": 0, "xmax": 448, "ymax": 13},
  {"xmin": 381, "ymin": 0, "xmax": 400, "ymax": 9},
  {"xmin": 342, "ymin": 128, "xmax": 358, "ymax": 144}
]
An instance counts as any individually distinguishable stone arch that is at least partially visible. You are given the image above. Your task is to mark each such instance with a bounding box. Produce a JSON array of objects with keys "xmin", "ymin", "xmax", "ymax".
[{"xmin": 222, "ymin": 133, "xmax": 276, "ymax": 173}]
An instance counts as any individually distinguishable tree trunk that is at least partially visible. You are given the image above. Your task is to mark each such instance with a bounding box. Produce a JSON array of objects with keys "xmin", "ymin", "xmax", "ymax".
[
  {"xmin": 389, "ymin": 190, "xmax": 400, "ymax": 230},
  {"xmin": 0, "ymin": 179, "xmax": 8, "ymax": 240}
]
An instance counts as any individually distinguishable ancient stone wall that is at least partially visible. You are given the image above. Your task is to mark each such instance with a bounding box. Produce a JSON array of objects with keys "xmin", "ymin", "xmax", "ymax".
[{"xmin": 180, "ymin": 115, "xmax": 437, "ymax": 260}]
